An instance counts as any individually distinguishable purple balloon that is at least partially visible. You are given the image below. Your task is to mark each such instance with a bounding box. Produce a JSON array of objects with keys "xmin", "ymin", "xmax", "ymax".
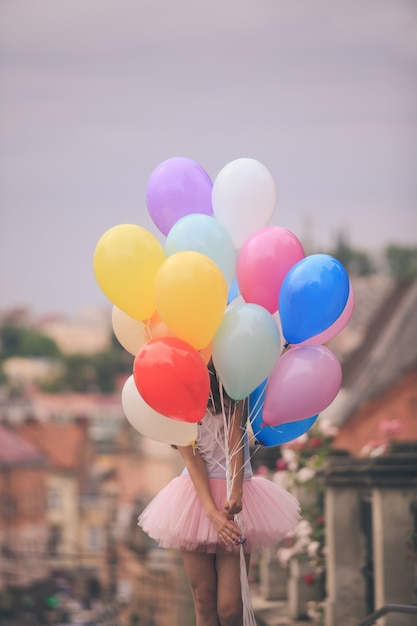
[{"xmin": 146, "ymin": 157, "xmax": 213, "ymax": 236}]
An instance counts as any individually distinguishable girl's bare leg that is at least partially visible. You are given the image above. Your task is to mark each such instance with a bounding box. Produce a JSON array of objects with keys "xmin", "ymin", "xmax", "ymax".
[
  {"xmin": 215, "ymin": 551, "xmax": 250, "ymax": 626},
  {"xmin": 181, "ymin": 550, "xmax": 220, "ymax": 626}
]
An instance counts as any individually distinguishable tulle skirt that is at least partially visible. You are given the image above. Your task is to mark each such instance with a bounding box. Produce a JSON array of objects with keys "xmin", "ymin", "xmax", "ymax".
[{"xmin": 138, "ymin": 475, "xmax": 300, "ymax": 554}]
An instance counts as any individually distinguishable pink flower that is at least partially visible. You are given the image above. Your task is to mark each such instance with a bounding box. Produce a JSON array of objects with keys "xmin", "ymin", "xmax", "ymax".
[
  {"xmin": 304, "ymin": 572, "xmax": 315, "ymax": 586},
  {"xmin": 276, "ymin": 458, "xmax": 287, "ymax": 471},
  {"xmin": 379, "ymin": 419, "xmax": 403, "ymax": 437}
]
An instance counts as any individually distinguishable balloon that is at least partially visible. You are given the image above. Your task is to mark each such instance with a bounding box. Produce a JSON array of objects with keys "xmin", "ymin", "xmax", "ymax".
[
  {"xmin": 111, "ymin": 306, "xmax": 147, "ymax": 356},
  {"xmin": 248, "ymin": 379, "xmax": 317, "ymax": 446},
  {"xmin": 227, "ymin": 275, "xmax": 240, "ymax": 304},
  {"xmin": 165, "ymin": 214, "xmax": 236, "ymax": 289},
  {"xmin": 299, "ymin": 279, "xmax": 355, "ymax": 346},
  {"xmin": 147, "ymin": 310, "xmax": 175, "ymax": 340},
  {"xmin": 236, "ymin": 226, "xmax": 305, "ymax": 314},
  {"xmin": 200, "ymin": 343, "xmax": 212, "ymax": 364},
  {"xmin": 212, "ymin": 158, "xmax": 276, "ymax": 248},
  {"xmin": 154, "ymin": 250, "xmax": 228, "ymax": 350},
  {"xmin": 279, "ymin": 254, "xmax": 350, "ymax": 344},
  {"xmin": 93, "ymin": 224, "xmax": 165, "ymax": 321},
  {"xmin": 263, "ymin": 345, "xmax": 342, "ymax": 426},
  {"xmin": 133, "ymin": 336, "xmax": 210, "ymax": 423},
  {"xmin": 122, "ymin": 375, "xmax": 198, "ymax": 446},
  {"xmin": 146, "ymin": 157, "xmax": 213, "ymax": 236},
  {"xmin": 212, "ymin": 303, "xmax": 280, "ymax": 400}
]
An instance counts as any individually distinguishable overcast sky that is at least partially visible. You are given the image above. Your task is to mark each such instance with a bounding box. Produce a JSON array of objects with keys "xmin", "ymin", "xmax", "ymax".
[{"xmin": 1, "ymin": 0, "xmax": 416, "ymax": 318}]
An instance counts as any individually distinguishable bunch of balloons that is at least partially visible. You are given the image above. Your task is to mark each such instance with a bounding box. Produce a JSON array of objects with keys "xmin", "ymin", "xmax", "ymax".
[{"xmin": 93, "ymin": 156, "xmax": 354, "ymax": 448}]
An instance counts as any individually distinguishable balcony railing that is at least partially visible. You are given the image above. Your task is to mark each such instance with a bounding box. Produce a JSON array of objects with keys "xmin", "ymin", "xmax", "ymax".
[{"xmin": 357, "ymin": 603, "xmax": 417, "ymax": 626}]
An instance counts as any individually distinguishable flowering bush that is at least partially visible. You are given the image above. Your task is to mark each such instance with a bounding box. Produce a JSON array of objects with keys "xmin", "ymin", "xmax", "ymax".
[
  {"xmin": 359, "ymin": 419, "xmax": 403, "ymax": 457},
  {"xmin": 273, "ymin": 417, "xmax": 338, "ymax": 623}
]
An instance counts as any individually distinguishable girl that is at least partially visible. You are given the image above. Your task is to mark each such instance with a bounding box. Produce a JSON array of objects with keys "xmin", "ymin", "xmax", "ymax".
[{"xmin": 138, "ymin": 365, "xmax": 300, "ymax": 626}]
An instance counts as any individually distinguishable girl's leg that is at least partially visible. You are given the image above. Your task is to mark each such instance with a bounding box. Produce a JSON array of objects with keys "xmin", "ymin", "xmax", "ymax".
[
  {"xmin": 215, "ymin": 551, "xmax": 250, "ymax": 626},
  {"xmin": 181, "ymin": 550, "xmax": 220, "ymax": 626}
]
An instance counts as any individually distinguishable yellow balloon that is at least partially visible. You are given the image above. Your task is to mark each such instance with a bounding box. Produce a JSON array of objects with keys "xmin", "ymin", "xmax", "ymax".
[
  {"xmin": 154, "ymin": 251, "xmax": 228, "ymax": 350},
  {"xmin": 93, "ymin": 224, "xmax": 165, "ymax": 320}
]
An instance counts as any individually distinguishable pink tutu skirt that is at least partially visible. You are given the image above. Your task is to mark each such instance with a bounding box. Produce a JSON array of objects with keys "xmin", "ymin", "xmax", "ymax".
[{"xmin": 138, "ymin": 475, "xmax": 300, "ymax": 554}]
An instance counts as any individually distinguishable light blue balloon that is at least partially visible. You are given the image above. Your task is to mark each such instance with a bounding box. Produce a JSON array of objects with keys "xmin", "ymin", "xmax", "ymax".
[
  {"xmin": 248, "ymin": 378, "xmax": 317, "ymax": 446},
  {"xmin": 279, "ymin": 254, "xmax": 350, "ymax": 344},
  {"xmin": 165, "ymin": 214, "xmax": 236, "ymax": 289},
  {"xmin": 212, "ymin": 303, "xmax": 280, "ymax": 400}
]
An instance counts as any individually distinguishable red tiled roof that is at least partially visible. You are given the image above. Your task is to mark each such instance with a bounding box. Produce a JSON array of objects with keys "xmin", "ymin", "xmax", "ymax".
[
  {"xmin": 16, "ymin": 421, "xmax": 88, "ymax": 469},
  {"xmin": 0, "ymin": 424, "xmax": 46, "ymax": 466}
]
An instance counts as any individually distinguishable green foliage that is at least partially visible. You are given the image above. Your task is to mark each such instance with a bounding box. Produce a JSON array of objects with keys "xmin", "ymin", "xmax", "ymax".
[
  {"xmin": 385, "ymin": 245, "xmax": 417, "ymax": 278},
  {"xmin": 38, "ymin": 349, "xmax": 133, "ymax": 394},
  {"xmin": 0, "ymin": 320, "xmax": 133, "ymax": 394},
  {"xmin": 0, "ymin": 323, "xmax": 60, "ymax": 359},
  {"xmin": 328, "ymin": 234, "xmax": 375, "ymax": 276}
]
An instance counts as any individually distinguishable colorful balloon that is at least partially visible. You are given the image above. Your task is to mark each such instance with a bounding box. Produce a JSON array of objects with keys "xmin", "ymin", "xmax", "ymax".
[
  {"xmin": 298, "ymin": 279, "xmax": 355, "ymax": 346},
  {"xmin": 236, "ymin": 226, "xmax": 305, "ymax": 314},
  {"xmin": 93, "ymin": 224, "xmax": 165, "ymax": 321},
  {"xmin": 212, "ymin": 158, "xmax": 276, "ymax": 248},
  {"xmin": 122, "ymin": 375, "xmax": 198, "ymax": 446},
  {"xmin": 279, "ymin": 254, "xmax": 350, "ymax": 344},
  {"xmin": 154, "ymin": 250, "xmax": 228, "ymax": 350},
  {"xmin": 248, "ymin": 379, "xmax": 317, "ymax": 446},
  {"xmin": 133, "ymin": 336, "xmax": 210, "ymax": 423},
  {"xmin": 212, "ymin": 303, "xmax": 280, "ymax": 400},
  {"xmin": 146, "ymin": 157, "xmax": 213, "ymax": 236},
  {"xmin": 165, "ymin": 214, "xmax": 236, "ymax": 289},
  {"xmin": 263, "ymin": 345, "xmax": 342, "ymax": 426},
  {"xmin": 111, "ymin": 306, "xmax": 147, "ymax": 356}
]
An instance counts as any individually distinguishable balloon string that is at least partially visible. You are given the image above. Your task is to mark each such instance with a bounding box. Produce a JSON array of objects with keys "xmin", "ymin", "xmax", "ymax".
[{"xmin": 217, "ymin": 383, "xmax": 257, "ymax": 626}]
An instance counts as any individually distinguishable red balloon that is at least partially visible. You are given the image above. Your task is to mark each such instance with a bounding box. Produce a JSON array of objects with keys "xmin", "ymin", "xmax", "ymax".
[{"xmin": 133, "ymin": 336, "xmax": 210, "ymax": 423}]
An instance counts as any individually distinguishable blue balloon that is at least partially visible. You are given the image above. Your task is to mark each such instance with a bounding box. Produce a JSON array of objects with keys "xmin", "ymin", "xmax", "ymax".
[
  {"xmin": 279, "ymin": 254, "xmax": 349, "ymax": 344},
  {"xmin": 228, "ymin": 274, "xmax": 239, "ymax": 304},
  {"xmin": 248, "ymin": 379, "xmax": 317, "ymax": 446}
]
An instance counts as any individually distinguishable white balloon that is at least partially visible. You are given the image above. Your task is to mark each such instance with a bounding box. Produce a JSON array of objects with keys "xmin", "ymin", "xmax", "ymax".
[
  {"xmin": 121, "ymin": 375, "xmax": 198, "ymax": 446},
  {"xmin": 212, "ymin": 158, "xmax": 276, "ymax": 249},
  {"xmin": 112, "ymin": 306, "xmax": 147, "ymax": 356}
]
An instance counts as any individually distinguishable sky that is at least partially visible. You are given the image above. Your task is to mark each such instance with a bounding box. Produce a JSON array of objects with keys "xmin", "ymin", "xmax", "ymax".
[{"xmin": 1, "ymin": 0, "xmax": 416, "ymax": 318}]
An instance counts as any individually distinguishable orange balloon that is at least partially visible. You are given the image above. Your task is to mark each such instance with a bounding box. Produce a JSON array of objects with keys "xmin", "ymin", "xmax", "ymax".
[
  {"xmin": 200, "ymin": 343, "xmax": 212, "ymax": 364},
  {"xmin": 147, "ymin": 311, "xmax": 175, "ymax": 340}
]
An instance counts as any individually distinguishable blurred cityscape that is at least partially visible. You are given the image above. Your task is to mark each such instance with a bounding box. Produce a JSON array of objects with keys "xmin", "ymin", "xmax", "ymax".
[{"xmin": 0, "ymin": 245, "xmax": 417, "ymax": 626}]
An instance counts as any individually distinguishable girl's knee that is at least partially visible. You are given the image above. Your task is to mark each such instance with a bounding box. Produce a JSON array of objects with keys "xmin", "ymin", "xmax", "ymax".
[
  {"xmin": 193, "ymin": 586, "xmax": 217, "ymax": 618},
  {"xmin": 217, "ymin": 600, "xmax": 243, "ymax": 626}
]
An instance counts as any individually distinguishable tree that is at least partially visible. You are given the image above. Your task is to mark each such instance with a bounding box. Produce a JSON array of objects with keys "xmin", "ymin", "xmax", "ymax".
[
  {"xmin": 327, "ymin": 234, "xmax": 374, "ymax": 276},
  {"xmin": 0, "ymin": 323, "xmax": 60, "ymax": 359},
  {"xmin": 385, "ymin": 245, "xmax": 417, "ymax": 278}
]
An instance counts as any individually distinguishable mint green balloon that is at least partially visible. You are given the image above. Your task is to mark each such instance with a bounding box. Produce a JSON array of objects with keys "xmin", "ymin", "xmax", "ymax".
[
  {"xmin": 212, "ymin": 303, "xmax": 280, "ymax": 400},
  {"xmin": 165, "ymin": 214, "xmax": 236, "ymax": 289}
]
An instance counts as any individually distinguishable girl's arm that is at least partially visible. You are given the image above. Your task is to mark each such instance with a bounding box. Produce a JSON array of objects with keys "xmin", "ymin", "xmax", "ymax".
[
  {"xmin": 225, "ymin": 400, "xmax": 246, "ymax": 518},
  {"xmin": 177, "ymin": 444, "xmax": 242, "ymax": 546}
]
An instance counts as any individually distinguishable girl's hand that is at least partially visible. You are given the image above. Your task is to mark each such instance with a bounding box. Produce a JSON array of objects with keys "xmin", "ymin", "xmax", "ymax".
[
  {"xmin": 224, "ymin": 494, "xmax": 243, "ymax": 518},
  {"xmin": 207, "ymin": 508, "xmax": 243, "ymax": 546}
]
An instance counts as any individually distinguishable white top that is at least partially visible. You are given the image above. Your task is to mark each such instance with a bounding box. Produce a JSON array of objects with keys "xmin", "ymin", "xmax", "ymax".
[{"xmin": 182, "ymin": 410, "xmax": 253, "ymax": 480}]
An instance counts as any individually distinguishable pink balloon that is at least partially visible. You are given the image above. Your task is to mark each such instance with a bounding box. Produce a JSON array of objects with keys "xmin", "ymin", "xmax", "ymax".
[
  {"xmin": 297, "ymin": 280, "xmax": 355, "ymax": 346},
  {"xmin": 263, "ymin": 345, "xmax": 342, "ymax": 426},
  {"xmin": 236, "ymin": 226, "xmax": 305, "ymax": 314}
]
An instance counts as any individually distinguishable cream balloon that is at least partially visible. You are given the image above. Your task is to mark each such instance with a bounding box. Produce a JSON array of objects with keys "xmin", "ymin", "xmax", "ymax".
[
  {"xmin": 112, "ymin": 306, "xmax": 147, "ymax": 356},
  {"xmin": 121, "ymin": 375, "xmax": 198, "ymax": 446}
]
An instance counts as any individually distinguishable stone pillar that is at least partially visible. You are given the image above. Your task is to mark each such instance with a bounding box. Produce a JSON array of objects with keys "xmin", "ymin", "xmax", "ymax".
[
  {"xmin": 325, "ymin": 482, "xmax": 367, "ymax": 626},
  {"xmin": 259, "ymin": 547, "xmax": 288, "ymax": 600},
  {"xmin": 322, "ymin": 446, "xmax": 417, "ymax": 626},
  {"xmin": 372, "ymin": 487, "xmax": 417, "ymax": 626}
]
